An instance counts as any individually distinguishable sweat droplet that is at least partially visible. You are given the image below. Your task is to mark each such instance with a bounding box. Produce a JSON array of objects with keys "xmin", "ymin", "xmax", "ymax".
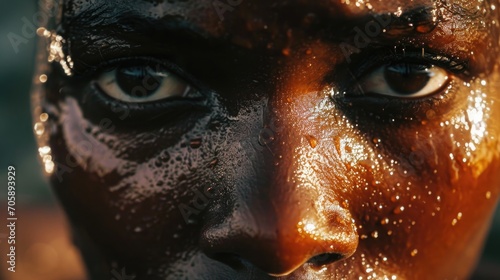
[
  {"xmin": 190, "ymin": 138, "xmax": 202, "ymax": 149},
  {"xmin": 39, "ymin": 74, "xmax": 48, "ymax": 83},
  {"xmin": 282, "ymin": 48, "xmax": 291, "ymax": 56},
  {"xmin": 426, "ymin": 109, "xmax": 436, "ymax": 119},
  {"xmin": 305, "ymin": 135, "xmax": 318, "ymax": 148},
  {"xmin": 155, "ymin": 152, "xmax": 170, "ymax": 168},
  {"xmin": 393, "ymin": 206, "xmax": 405, "ymax": 214},
  {"xmin": 411, "ymin": 249, "xmax": 418, "ymax": 257},
  {"xmin": 40, "ymin": 113, "xmax": 49, "ymax": 122},
  {"xmin": 258, "ymin": 128, "xmax": 275, "ymax": 146},
  {"xmin": 34, "ymin": 122, "xmax": 45, "ymax": 136},
  {"xmin": 415, "ymin": 22, "xmax": 436, "ymax": 33},
  {"xmin": 208, "ymin": 158, "xmax": 218, "ymax": 167}
]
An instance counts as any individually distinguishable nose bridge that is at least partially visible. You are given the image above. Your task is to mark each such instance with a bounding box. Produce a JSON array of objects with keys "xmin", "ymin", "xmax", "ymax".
[{"xmin": 200, "ymin": 95, "xmax": 358, "ymax": 275}]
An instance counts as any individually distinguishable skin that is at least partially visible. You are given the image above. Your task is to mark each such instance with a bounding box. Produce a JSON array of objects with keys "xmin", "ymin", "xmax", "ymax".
[{"xmin": 31, "ymin": 0, "xmax": 500, "ymax": 279}]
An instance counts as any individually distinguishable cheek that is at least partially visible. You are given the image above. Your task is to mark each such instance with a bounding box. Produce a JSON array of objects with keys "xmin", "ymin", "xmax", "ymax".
[
  {"xmin": 282, "ymin": 76, "xmax": 500, "ymax": 274},
  {"xmin": 39, "ymin": 94, "xmax": 231, "ymax": 261}
]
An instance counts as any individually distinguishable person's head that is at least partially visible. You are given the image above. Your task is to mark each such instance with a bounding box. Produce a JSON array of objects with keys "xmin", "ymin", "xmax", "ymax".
[{"xmin": 32, "ymin": 0, "xmax": 500, "ymax": 278}]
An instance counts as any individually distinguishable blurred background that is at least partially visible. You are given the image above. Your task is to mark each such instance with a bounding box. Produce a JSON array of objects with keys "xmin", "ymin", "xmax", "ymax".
[{"xmin": 0, "ymin": 1, "xmax": 499, "ymax": 280}]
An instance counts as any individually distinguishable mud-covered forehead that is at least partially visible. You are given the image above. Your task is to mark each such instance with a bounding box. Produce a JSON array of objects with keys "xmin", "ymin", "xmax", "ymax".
[
  {"xmin": 59, "ymin": 0, "xmax": 497, "ymax": 31},
  {"xmin": 54, "ymin": 0, "xmax": 499, "ymax": 81}
]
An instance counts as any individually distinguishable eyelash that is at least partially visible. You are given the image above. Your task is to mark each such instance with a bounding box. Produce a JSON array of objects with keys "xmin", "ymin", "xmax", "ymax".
[
  {"xmin": 322, "ymin": 48, "xmax": 469, "ymax": 122},
  {"xmin": 69, "ymin": 57, "xmax": 211, "ymax": 123},
  {"xmin": 335, "ymin": 48, "xmax": 467, "ymax": 96},
  {"xmin": 348, "ymin": 47, "xmax": 468, "ymax": 78}
]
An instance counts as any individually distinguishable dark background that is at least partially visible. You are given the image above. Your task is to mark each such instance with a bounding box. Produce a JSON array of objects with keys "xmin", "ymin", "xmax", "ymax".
[{"xmin": 0, "ymin": 1, "xmax": 498, "ymax": 279}]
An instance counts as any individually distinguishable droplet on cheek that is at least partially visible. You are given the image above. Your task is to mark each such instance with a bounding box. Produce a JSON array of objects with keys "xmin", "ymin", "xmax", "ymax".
[
  {"xmin": 410, "ymin": 249, "xmax": 418, "ymax": 257},
  {"xmin": 190, "ymin": 138, "xmax": 202, "ymax": 149},
  {"xmin": 258, "ymin": 128, "xmax": 275, "ymax": 146},
  {"xmin": 486, "ymin": 191, "xmax": 491, "ymax": 199},
  {"xmin": 305, "ymin": 135, "xmax": 318, "ymax": 148}
]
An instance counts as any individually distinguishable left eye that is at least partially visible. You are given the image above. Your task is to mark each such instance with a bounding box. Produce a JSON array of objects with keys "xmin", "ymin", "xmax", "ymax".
[
  {"xmin": 358, "ymin": 63, "xmax": 450, "ymax": 98},
  {"xmin": 96, "ymin": 65, "xmax": 199, "ymax": 103}
]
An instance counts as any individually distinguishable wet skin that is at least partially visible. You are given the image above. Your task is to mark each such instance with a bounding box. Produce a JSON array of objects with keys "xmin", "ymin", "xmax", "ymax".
[{"xmin": 32, "ymin": 0, "xmax": 500, "ymax": 279}]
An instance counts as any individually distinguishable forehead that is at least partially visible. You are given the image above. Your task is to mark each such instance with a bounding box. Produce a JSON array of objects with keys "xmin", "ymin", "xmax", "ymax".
[
  {"xmin": 59, "ymin": 0, "xmax": 498, "ymax": 70},
  {"xmin": 62, "ymin": 0, "xmax": 494, "ymax": 31}
]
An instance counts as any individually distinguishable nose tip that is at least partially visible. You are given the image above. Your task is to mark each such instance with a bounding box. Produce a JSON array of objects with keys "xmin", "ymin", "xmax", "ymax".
[
  {"xmin": 200, "ymin": 215, "xmax": 358, "ymax": 276},
  {"xmin": 207, "ymin": 251, "xmax": 347, "ymax": 277}
]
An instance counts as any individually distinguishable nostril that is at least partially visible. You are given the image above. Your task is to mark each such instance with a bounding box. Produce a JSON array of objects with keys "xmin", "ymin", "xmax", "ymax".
[
  {"xmin": 210, "ymin": 253, "xmax": 245, "ymax": 270},
  {"xmin": 308, "ymin": 253, "xmax": 344, "ymax": 268}
]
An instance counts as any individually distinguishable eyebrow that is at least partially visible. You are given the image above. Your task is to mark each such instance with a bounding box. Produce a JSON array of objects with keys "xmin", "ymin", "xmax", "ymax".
[
  {"xmin": 61, "ymin": 1, "xmax": 495, "ymax": 73},
  {"xmin": 61, "ymin": 4, "xmax": 218, "ymax": 72}
]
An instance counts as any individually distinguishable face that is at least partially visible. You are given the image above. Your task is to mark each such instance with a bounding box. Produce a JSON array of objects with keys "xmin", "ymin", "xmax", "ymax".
[{"xmin": 32, "ymin": 0, "xmax": 500, "ymax": 279}]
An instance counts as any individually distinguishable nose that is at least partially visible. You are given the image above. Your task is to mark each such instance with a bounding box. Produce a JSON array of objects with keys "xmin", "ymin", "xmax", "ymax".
[
  {"xmin": 198, "ymin": 90, "xmax": 359, "ymax": 275},
  {"xmin": 200, "ymin": 199, "xmax": 358, "ymax": 276},
  {"xmin": 199, "ymin": 144, "xmax": 358, "ymax": 276}
]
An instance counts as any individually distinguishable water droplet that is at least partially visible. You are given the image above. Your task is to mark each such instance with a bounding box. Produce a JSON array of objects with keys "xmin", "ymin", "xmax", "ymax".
[
  {"xmin": 190, "ymin": 138, "xmax": 202, "ymax": 149},
  {"xmin": 380, "ymin": 217, "xmax": 389, "ymax": 225},
  {"xmin": 371, "ymin": 231, "xmax": 379, "ymax": 238},
  {"xmin": 34, "ymin": 122, "xmax": 45, "ymax": 136},
  {"xmin": 154, "ymin": 152, "xmax": 170, "ymax": 168},
  {"xmin": 333, "ymin": 136, "xmax": 342, "ymax": 155},
  {"xmin": 208, "ymin": 158, "xmax": 218, "ymax": 167},
  {"xmin": 304, "ymin": 135, "xmax": 318, "ymax": 148},
  {"xmin": 451, "ymin": 218, "xmax": 458, "ymax": 226},
  {"xmin": 410, "ymin": 249, "xmax": 418, "ymax": 257},
  {"xmin": 40, "ymin": 113, "xmax": 49, "ymax": 122},
  {"xmin": 415, "ymin": 22, "xmax": 436, "ymax": 33},
  {"xmin": 282, "ymin": 48, "xmax": 291, "ymax": 56},
  {"xmin": 426, "ymin": 109, "xmax": 436, "ymax": 119},
  {"xmin": 160, "ymin": 152, "xmax": 170, "ymax": 162},
  {"xmin": 486, "ymin": 191, "xmax": 491, "ymax": 199},
  {"xmin": 393, "ymin": 206, "xmax": 405, "ymax": 214},
  {"xmin": 359, "ymin": 159, "xmax": 374, "ymax": 171},
  {"xmin": 258, "ymin": 128, "xmax": 275, "ymax": 146},
  {"xmin": 115, "ymin": 214, "xmax": 121, "ymax": 220},
  {"xmin": 39, "ymin": 74, "xmax": 48, "ymax": 83},
  {"xmin": 39, "ymin": 146, "xmax": 51, "ymax": 155},
  {"xmin": 134, "ymin": 227, "xmax": 143, "ymax": 232}
]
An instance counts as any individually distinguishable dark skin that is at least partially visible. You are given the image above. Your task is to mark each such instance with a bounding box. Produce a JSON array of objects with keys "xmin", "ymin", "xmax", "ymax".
[{"xmin": 32, "ymin": 0, "xmax": 500, "ymax": 278}]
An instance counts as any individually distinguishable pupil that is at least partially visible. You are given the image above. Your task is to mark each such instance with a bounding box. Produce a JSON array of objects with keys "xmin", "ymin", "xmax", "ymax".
[
  {"xmin": 115, "ymin": 66, "xmax": 161, "ymax": 98},
  {"xmin": 384, "ymin": 63, "xmax": 431, "ymax": 95}
]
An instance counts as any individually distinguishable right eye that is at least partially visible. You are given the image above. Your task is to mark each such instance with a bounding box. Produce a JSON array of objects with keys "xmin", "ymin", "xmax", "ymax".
[
  {"xmin": 96, "ymin": 64, "xmax": 199, "ymax": 103},
  {"xmin": 357, "ymin": 62, "xmax": 450, "ymax": 98}
]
